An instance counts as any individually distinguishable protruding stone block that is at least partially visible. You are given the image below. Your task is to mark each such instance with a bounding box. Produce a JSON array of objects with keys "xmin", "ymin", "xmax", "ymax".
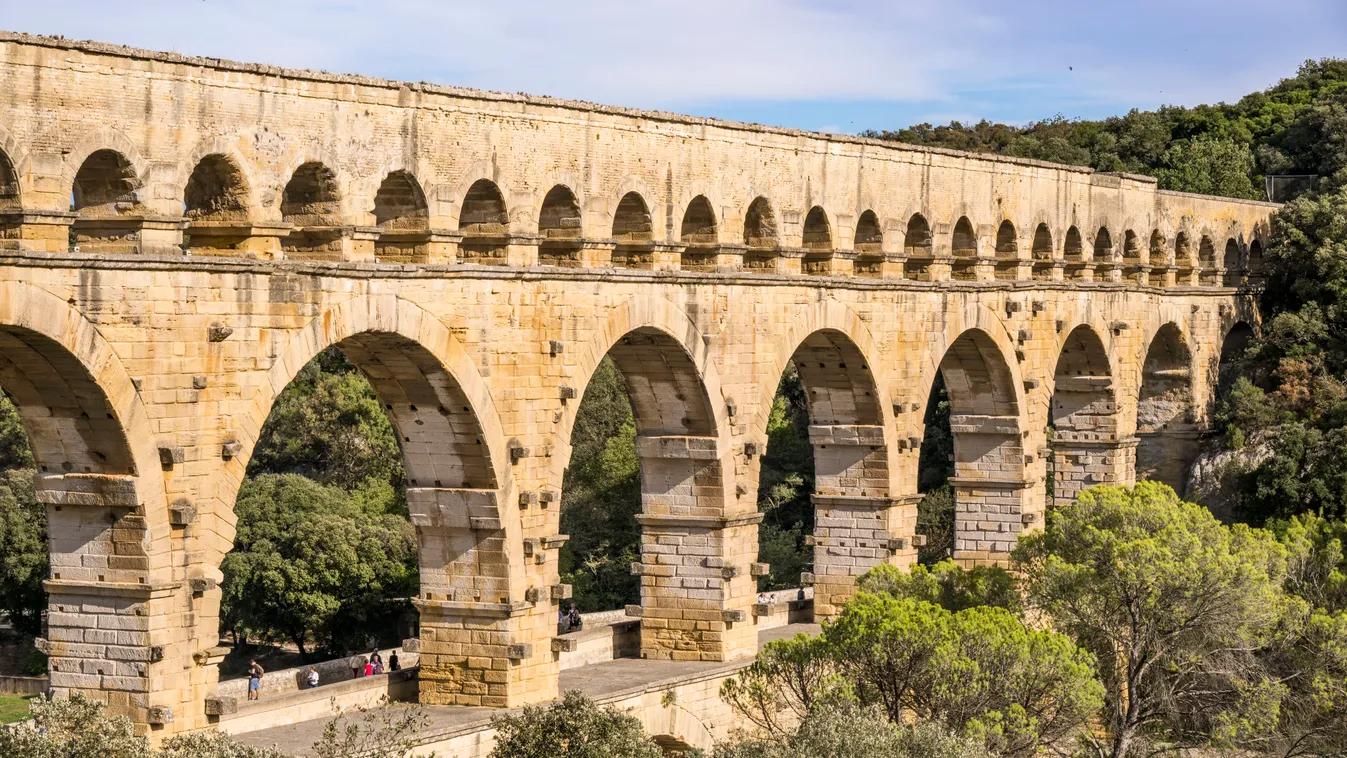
[
  {"xmin": 750, "ymin": 562, "xmax": 770, "ymax": 576},
  {"xmin": 221, "ymin": 441, "xmax": 242, "ymax": 460},
  {"xmin": 158, "ymin": 446, "xmax": 185, "ymax": 469},
  {"xmin": 204, "ymin": 698, "xmax": 236, "ymax": 717},
  {"xmin": 189, "ymin": 577, "xmax": 217, "ymax": 593},
  {"xmin": 507, "ymin": 644, "xmax": 533, "ymax": 660},
  {"xmin": 551, "ymin": 637, "xmax": 578, "ymax": 653},
  {"xmin": 550, "ymin": 584, "xmax": 572, "ymax": 600},
  {"xmin": 624, "ymin": 605, "xmax": 643, "ymax": 618},
  {"xmin": 401, "ymin": 638, "xmax": 421, "ymax": 653},
  {"xmin": 207, "ymin": 324, "xmax": 233, "ymax": 342},
  {"xmin": 722, "ymin": 609, "xmax": 747, "ymax": 623},
  {"xmin": 169, "ymin": 503, "xmax": 197, "ymax": 525}
]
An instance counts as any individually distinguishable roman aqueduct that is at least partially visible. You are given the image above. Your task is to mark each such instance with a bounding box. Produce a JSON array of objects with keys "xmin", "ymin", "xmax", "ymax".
[{"xmin": 0, "ymin": 32, "xmax": 1273, "ymax": 738}]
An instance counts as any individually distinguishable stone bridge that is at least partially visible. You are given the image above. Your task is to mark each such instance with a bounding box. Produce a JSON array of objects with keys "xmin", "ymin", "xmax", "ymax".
[{"xmin": 0, "ymin": 32, "xmax": 1273, "ymax": 740}]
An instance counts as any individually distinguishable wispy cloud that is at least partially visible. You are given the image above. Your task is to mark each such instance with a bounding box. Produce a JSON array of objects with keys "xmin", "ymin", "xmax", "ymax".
[{"xmin": 4, "ymin": 0, "xmax": 1344, "ymax": 131}]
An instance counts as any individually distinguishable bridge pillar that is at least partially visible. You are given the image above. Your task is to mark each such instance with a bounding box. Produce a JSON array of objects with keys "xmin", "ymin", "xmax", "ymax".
[
  {"xmin": 2, "ymin": 210, "xmax": 76, "ymax": 252},
  {"xmin": 1050, "ymin": 437, "xmax": 1138, "ymax": 507},
  {"xmin": 947, "ymin": 414, "xmax": 1035, "ymax": 567},
  {"xmin": 36, "ymin": 473, "xmax": 212, "ymax": 737},
  {"xmin": 185, "ymin": 221, "xmax": 294, "ymax": 260},
  {"xmin": 1135, "ymin": 430, "xmax": 1201, "ymax": 496},
  {"xmin": 406, "ymin": 487, "xmax": 539, "ymax": 707},
  {"xmin": 72, "ymin": 215, "xmax": 187, "ymax": 256},
  {"xmin": 804, "ymin": 423, "xmax": 907, "ymax": 618},
  {"xmin": 283, "ymin": 225, "xmax": 379, "ymax": 262},
  {"xmin": 629, "ymin": 435, "xmax": 758, "ymax": 662}
]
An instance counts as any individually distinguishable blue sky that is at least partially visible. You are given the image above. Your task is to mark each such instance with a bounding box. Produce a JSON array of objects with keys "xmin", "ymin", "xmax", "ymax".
[{"xmin": 3, "ymin": 0, "xmax": 1345, "ymax": 133}]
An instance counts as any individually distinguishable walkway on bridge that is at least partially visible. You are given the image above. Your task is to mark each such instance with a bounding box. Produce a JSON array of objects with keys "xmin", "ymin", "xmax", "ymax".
[{"xmin": 236, "ymin": 624, "xmax": 820, "ymax": 755}]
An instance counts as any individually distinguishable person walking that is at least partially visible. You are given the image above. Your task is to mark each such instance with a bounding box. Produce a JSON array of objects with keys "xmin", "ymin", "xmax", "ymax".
[
  {"xmin": 389, "ymin": 650, "xmax": 400, "ymax": 672},
  {"xmin": 349, "ymin": 653, "xmax": 365, "ymax": 680},
  {"xmin": 364, "ymin": 659, "xmax": 374, "ymax": 677},
  {"xmin": 306, "ymin": 667, "xmax": 320, "ymax": 689},
  {"xmin": 247, "ymin": 660, "xmax": 264, "ymax": 701}
]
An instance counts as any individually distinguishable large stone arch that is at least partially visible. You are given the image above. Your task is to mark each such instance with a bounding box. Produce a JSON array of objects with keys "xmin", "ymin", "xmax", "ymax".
[
  {"xmin": 0, "ymin": 281, "xmax": 202, "ymax": 733},
  {"xmin": 235, "ymin": 293, "xmax": 522, "ymax": 707},
  {"xmin": 640, "ymin": 702, "xmax": 716, "ymax": 754},
  {"xmin": 1049, "ymin": 323, "xmax": 1130, "ymax": 506},
  {"xmin": 749, "ymin": 299, "xmax": 901, "ymax": 617},
  {"xmin": 556, "ymin": 295, "xmax": 753, "ymax": 661},
  {"xmin": 912, "ymin": 309, "xmax": 1030, "ymax": 566},
  {"xmin": 1135, "ymin": 321, "xmax": 1198, "ymax": 494}
]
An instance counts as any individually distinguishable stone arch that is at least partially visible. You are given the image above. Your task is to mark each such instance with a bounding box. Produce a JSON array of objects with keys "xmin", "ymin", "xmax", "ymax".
[
  {"xmin": 927, "ymin": 326, "xmax": 1029, "ymax": 565},
  {"xmin": 1222, "ymin": 238, "xmax": 1242, "ymax": 286},
  {"xmin": 373, "ymin": 170, "xmax": 429, "ymax": 230},
  {"xmin": 994, "ymin": 219, "xmax": 1018, "ymax": 281},
  {"xmin": 1135, "ymin": 323, "xmax": 1196, "ymax": 493},
  {"xmin": 1148, "ymin": 230, "xmax": 1167, "ymax": 286},
  {"xmin": 538, "ymin": 184, "xmax": 582, "ymax": 240},
  {"xmin": 184, "ymin": 154, "xmax": 252, "ymax": 222},
  {"xmin": 1049, "ymin": 325, "xmax": 1123, "ymax": 507},
  {"xmin": 612, "ymin": 191, "xmax": 654, "ymax": 241},
  {"xmin": 1215, "ymin": 321, "xmax": 1255, "ymax": 401},
  {"xmin": 1247, "ymin": 239, "xmax": 1264, "ymax": 282},
  {"xmin": 0, "ymin": 281, "xmax": 173, "ymax": 727},
  {"xmin": 1198, "ymin": 234, "xmax": 1218, "ymax": 285},
  {"xmin": 743, "ymin": 196, "xmax": 778, "ymax": 249},
  {"xmin": 801, "ymin": 205, "xmax": 832, "ymax": 250},
  {"xmin": 0, "ymin": 140, "xmax": 19, "ymax": 211},
  {"xmin": 0, "ymin": 121, "xmax": 29, "ymax": 207},
  {"xmin": 680, "ymin": 195, "xmax": 718, "ymax": 243},
  {"xmin": 854, "ymin": 210, "xmax": 882, "ymax": 252},
  {"xmin": 903, "ymin": 213, "xmax": 936, "ymax": 282},
  {"xmin": 458, "ymin": 178, "xmax": 509, "ymax": 234},
  {"xmin": 1030, "ymin": 223, "xmax": 1054, "ymax": 281},
  {"xmin": 1064, "ymin": 225, "xmax": 1086, "ymax": 280},
  {"xmin": 950, "ymin": 216, "xmax": 978, "ymax": 281},
  {"xmin": 71, "ymin": 149, "xmax": 143, "ymax": 217},
  {"xmin": 281, "ymin": 161, "xmax": 343, "ymax": 226},
  {"xmin": 60, "ymin": 128, "xmax": 149, "ymax": 208},
  {"xmin": 639, "ymin": 703, "xmax": 716, "ymax": 755},
  {"xmin": 1093, "ymin": 227, "xmax": 1115, "ymax": 279}
]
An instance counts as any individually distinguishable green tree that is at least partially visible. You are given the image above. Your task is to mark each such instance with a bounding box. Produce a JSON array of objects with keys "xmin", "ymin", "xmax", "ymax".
[
  {"xmin": 0, "ymin": 393, "xmax": 34, "ymax": 469},
  {"xmin": 756, "ymin": 364, "xmax": 814, "ymax": 591},
  {"xmin": 249, "ymin": 347, "xmax": 404, "ymax": 490},
  {"xmin": 1156, "ymin": 137, "xmax": 1261, "ymax": 198},
  {"xmin": 720, "ymin": 633, "xmax": 841, "ymax": 737},
  {"xmin": 916, "ymin": 376, "xmax": 955, "ymax": 564},
  {"xmin": 0, "ymin": 466, "xmax": 44, "ymax": 637},
  {"xmin": 0, "ymin": 693, "xmax": 151, "ymax": 758},
  {"xmin": 488, "ymin": 690, "xmax": 665, "ymax": 758},
  {"xmin": 221, "ymin": 474, "xmax": 417, "ymax": 658},
  {"xmin": 1013, "ymin": 482, "xmax": 1290, "ymax": 758},
  {"xmin": 824, "ymin": 595, "xmax": 1102, "ymax": 757},
  {"xmin": 856, "ymin": 561, "xmax": 1020, "ymax": 614},
  {"xmin": 715, "ymin": 701, "xmax": 991, "ymax": 758}
]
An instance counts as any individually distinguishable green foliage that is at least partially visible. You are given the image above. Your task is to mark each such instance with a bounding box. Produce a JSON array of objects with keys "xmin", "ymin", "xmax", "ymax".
[
  {"xmin": 248, "ymin": 347, "xmax": 404, "ymax": 490},
  {"xmin": 0, "ymin": 393, "xmax": 33, "ymax": 469},
  {"xmin": 865, "ymin": 58, "xmax": 1347, "ymax": 200},
  {"xmin": 1275, "ymin": 512, "xmax": 1347, "ymax": 614},
  {"xmin": 720, "ymin": 633, "xmax": 842, "ymax": 736},
  {"xmin": 856, "ymin": 561, "xmax": 1020, "ymax": 614},
  {"xmin": 715, "ymin": 701, "xmax": 992, "ymax": 758},
  {"xmin": 1012, "ymin": 482, "xmax": 1299, "ymax": 757},
  {"xmin": 310, "ymin": 701, "xmax": 431, "ymax": 758},
  {"xmin": 488, "ymin": 690, "xmax": 665, "ymax": 758},
  {"xmin": 0, "ymin": 466, "xmax": 44, "ymax": 637},
  {"xmin": 560, "ymin": 357, "xmax": 641, "ymax": 611},
  {"xmin": 221, "ymin": 474, "xmax": 417, "ymax": 658},
  {"xmin": 916, "ymin": 377, "xmax": 955, "ymax": 565},
  {"xmin": 158, "ymin": 731, "xmax": 288, "ymax": 758},
  {"xmin": 756, "ymin": 364, "xmax": 814, "ymax": 590},
  {"xmin": 0, "ymin": 693, "xmax": 151, "ymax": 758},
  {"xmin": 824, "ymin": 595, "xmax": 1101, "ymax": 757}
]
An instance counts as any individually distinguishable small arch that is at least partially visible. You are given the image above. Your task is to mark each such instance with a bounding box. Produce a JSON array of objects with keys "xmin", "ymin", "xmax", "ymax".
[
  {"xmin": 1222, "ymin": 239, "xmax": 1242, "ymax": 286},
  {"xmin": 854, "ymin": 210, "xmax": 882, "ymax": 253},
  {"xmin": 459, "ymin": 179, "xmax": 509, "ymax": 235},
  {"xmin": 1122, "ymin": 230, "xmax": 1143, "ymax": 284},
  {"xmin": 1216, "ymin": 322, "xmax": 1255, "ymax": 400},
  {"xmin": 994, "ymin": 220, "xmax": 1018, "ymax": 281},
  {"xmin": 1136, "ymin": 323, "xmax": 1195, "ymax": 493},
  {"xmin": 72, "ymin": 149, "xmax": 141, "ymax": 217},
  {"xmin": 680, "ymin": 195, "xmax": 718, "ymax": 244},
  {"xmin": 184, "ymin": 154, "xmax": 251, "ymax": 222},
  {"xmin": 1093, "ymin": 227, "xmax": 1114, "ymax": 262},
  {"xmin": 281, "ymin": 162, "xmax": 342, "ymax": 226},
  {"xmin": 1247, "ymin": 239, "xmax": 1264, "ymax": 282},
  {"xmin": 1198, "ymin": 235, "xmax": 1218, "ymax": 286},
  {"xmin": 903, "ymin": 213, "xmax": 935, "ymax": 281},
  {"xmin": 801, "ymin": 206, "xmax": 832, "ymax": 250},
  {"xmin": 1031, "ymin": 223, "xmax": 1054, "ymax": 281},
  {"xmin": 538, "ymin": 185, "xmax": 582, "ymax": 240},
  {"xmin": 952, "ymin": 217, "xmax": 977, "ymax": 258},
  {"xmin": 612, "ymin": 191, "xmax": 653, "ymax": 242},
  {"xmin": 1175, "ymin": 231, "xmax": 1197, "ymax": 284},
  {"xmin": 1148, "ymin": 231, "xmax": 1167, "ymax": 286},
  {"xmin": 373, "ymin": 171, "xmax": 429, "ymax": 231},
  {"xmin": 1063, "ymin": 225, "xmax": 1086, "ymax": 280},
  {"xmin": 0, "ymin": 147, "xmax": 20, "ymax": 211},
  {"xmin": 743, "ymin": 196, "xmax": 778, "ymax": 249}
]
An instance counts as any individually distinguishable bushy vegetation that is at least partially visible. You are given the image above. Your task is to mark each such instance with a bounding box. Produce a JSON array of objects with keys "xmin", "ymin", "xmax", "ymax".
[{"xmin": 488, "ymin": 690, "xmax": 668, "ymax": 758}]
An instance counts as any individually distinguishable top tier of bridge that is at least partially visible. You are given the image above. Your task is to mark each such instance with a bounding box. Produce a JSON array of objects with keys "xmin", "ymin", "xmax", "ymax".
[{"xmin": 0, "ymin": 30, "xmax": 1275, "ymax": 285}]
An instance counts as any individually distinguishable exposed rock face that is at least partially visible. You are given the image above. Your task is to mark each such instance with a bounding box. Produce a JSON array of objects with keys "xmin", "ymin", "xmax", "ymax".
[{"xmin": 1187, "ymin": 440, "xmax": 1273, "ymax": 522}]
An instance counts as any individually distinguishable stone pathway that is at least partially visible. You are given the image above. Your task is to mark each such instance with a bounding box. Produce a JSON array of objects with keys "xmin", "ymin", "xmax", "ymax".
[{"xmin": 236, "ymin": 624, "xmax": 820, "ymax": 755}]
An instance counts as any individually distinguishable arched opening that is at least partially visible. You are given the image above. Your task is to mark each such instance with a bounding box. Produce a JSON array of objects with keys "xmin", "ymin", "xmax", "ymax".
[
  {"xmin": 0, "ymin": 149, "xmax": 20, "ymax": 238},
  {"xmin": 1222, "ymin": 239, "xmax": 1242, "ymax": 286},
  {"xmin": 950, "ymin": 217, "xmax": 977, "ymax": 281},
  {"xmin": 233, "ymin": 330, "xmax": 504, "ymax": 705},
  {"xmin": 372, "ymin": 171, "xmax": 431, "ymax": 263},
  {"xmin": 1247, "ymin": 239, "xmax": 1264, "ymax": 283},
  {"xmin": 1198, "ymin": 235, "xmax": 1218, "ymax": 286},
  {"xmin": 1175, "ymin": 231, "xmax": 1197, "ymax": 285},
  {"xmin": 1148, "ymin": 231, "xmax": 1167, "ymax": 287},
  {"xmin": 1031, "ymin": 223, "xmax": 1054, "ymax": 281},
  {"xmin": 853, "ymin": 210, "xmax": 884, "ymax": 277},
  {"xmin": 537, "ymin": 184, "xmax": 583, "ymax": 267},
  {"xmin": 1122, "ymin": 230, "xmax": 1143, "ymax": 283},
  {"xmin": 182, "ymin": 154, "xmax": 256, "ymax": 255},
  {"xmin": 743, "ymin": 196, "xmax": 778, "ymax": 271},
  {"xmin": 561, "ymin": 326, "xmax": 736, "ymax": 659},
  {"xmin": 1216, "ymin": 322, "xmax": 1255, "ymax": 401},
  {"xmin": 71, "ymin": 149, "xmax": 143, "ymax": 254},
  {"xmin": 1135, "ymin": 324, "xmax": 1196, "ymax": 494},
  {"xmin": 458, "ymin": 179, "xmax": 510, "ymax": 265},
  {"xmin": 903, "ymin": 214, "xmax": 935, "ymax": 282},
  {"xmin": 915, "ymin": 374, "xmax": 954, "ymax": 564},
  {"xmin": 1049, "ymin": 326, "xmax": 1120, "ymax": 507},
  {"xmin": 611, "ymin": 191, "xmax": 654, "ymax": 269},
  {"xmin": 773, "ymin": 330, "xmax": 887, "ymax": 617},
  {"xmin": 1093, "ymin": 228, "xmax": 1115, "ymax": 280},
  {"xmin": 1064, "ymin": 226, "xmax": 1086, "ymax": 280},
  {"xmin": 0, "ymin": 325, "xmax": 148, "ymax": 722},
  {"xmin": 680, "ymin": 195, "xmax": 719, "ymax": 271},
  {"xmin": 801, "ymin": 206, "xmax": 833, "ymax": 275},
  {"xmin": 281, "ymin": 162, "xmax": 344, "ymax": 259},
  {"xmin": 926, "ymin": 330, "xmax": 1026, "ymax": 565},
  {"xmin": 994, "ymin": 220, "xmax": 1018, "ymax": 281}
]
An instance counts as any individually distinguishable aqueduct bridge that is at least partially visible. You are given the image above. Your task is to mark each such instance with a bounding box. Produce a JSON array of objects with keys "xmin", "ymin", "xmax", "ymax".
[{"xmin": 0, "ymin": 32, "xmax": 1273, "ymax": 739}]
